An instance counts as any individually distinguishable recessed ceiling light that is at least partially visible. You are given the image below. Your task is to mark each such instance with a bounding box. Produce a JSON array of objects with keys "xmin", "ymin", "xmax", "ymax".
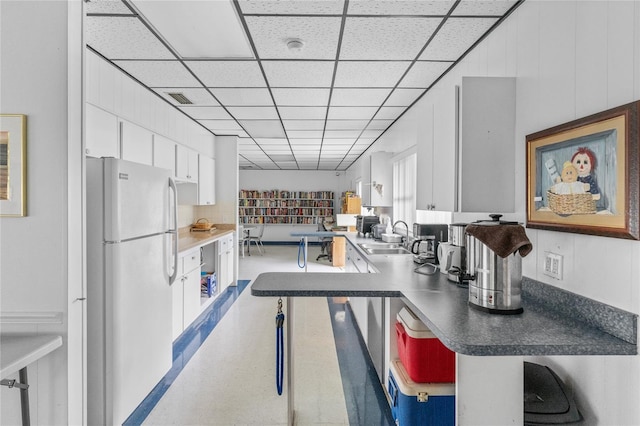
[
  {"xmin": 166, "ymin": 92, "xmax": 193, "ymax": 105},
  {"xmin": 286, "ymin": 38, "xmax": 304, "ymax": 52}
]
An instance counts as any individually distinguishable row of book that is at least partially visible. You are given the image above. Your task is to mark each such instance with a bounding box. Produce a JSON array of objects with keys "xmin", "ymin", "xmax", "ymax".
[
  {"xmin": 239, "ymin": 190, "xmax": 334, "ymax": 200},
  {"xmin": 239, "ymin": 208, "xmax": 334, "ymax": 216},
  {"xmin": 239, "ymin": 199, "xmax": 333, "ymax": 208}
]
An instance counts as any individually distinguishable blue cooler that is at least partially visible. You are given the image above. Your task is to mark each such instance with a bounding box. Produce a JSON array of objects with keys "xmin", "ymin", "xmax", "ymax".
[{"xmin": 388, "ymin": 359, "xmax": 455, "ymax": 426}]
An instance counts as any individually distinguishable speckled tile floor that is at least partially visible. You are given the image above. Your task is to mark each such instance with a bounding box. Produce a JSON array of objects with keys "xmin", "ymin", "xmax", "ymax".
[{"xmin": 141, "ymin": 245, "xmax": 363, "ymax": 425}]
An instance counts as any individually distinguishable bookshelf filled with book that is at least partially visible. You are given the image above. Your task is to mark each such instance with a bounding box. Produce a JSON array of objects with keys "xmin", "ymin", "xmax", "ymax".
[{"xmin": 238, "ymin": 190, "xmax": 334, "ymax": 225}]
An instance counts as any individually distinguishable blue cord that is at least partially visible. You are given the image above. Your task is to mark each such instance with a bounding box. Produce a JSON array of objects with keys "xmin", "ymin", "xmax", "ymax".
[
  {"xmin": 297, "ymin": 237, "xmax": 306, "ymax": 268},
  {"xmin": 276, "ymin": 311, "xmax": 285, "ymax": 395}
]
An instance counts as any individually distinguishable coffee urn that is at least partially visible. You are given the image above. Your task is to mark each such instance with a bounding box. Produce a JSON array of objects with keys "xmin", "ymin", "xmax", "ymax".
[{"xmin": 465, "ymin": 215, "xmax": 532, "ymax": 314}]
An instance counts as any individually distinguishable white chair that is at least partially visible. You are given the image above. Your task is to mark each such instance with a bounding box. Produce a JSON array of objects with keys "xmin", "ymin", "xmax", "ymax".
[
  {"xmin": 238, "ymin": 226, "xmax": 248, "ymax": 257},
  {"xmin": 247, "ymin": 224, "xmax": 265, "ymax": 255}
]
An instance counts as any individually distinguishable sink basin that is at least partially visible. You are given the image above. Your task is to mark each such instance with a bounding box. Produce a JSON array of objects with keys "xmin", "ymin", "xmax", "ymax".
[{"xmin": 358, "ymin": 242, "xmax": 411, "ymax": 255}]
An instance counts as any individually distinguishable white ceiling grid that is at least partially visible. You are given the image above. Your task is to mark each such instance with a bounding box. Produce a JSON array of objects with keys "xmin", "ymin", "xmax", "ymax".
[{"xmin": 85, "ymin": 0, "xmax": 522, "ymax": 170}]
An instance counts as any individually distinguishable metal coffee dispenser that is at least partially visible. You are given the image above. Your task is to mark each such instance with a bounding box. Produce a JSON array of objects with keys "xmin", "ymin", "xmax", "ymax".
[{"xmin": 465, "ymin": 214, "xmax": 533, "ymax": 314}]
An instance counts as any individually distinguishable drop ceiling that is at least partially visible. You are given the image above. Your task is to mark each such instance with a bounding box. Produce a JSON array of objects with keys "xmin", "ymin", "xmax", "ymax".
[{"xmin": 85, "ymin": 0, "xmax": 523, "ymax": 171}]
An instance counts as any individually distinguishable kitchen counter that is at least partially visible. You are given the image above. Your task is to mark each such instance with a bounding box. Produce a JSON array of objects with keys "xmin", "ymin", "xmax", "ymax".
[
  {"xmin": 177, "ymin": 224, "xmax": 235, "ymax": 254},
  {"xmin": 252, "ymin": 233, "xmax": 637, "ymax": 357}
]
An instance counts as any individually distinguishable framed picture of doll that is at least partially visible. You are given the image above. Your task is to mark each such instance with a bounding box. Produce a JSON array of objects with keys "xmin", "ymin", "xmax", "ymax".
[{"xmin": 526, "ymin": 101, "xmax": 639, "ymax": 240}]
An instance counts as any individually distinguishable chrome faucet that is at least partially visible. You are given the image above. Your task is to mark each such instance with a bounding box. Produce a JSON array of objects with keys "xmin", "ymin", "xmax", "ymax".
[{"xmin": 392, "ymin": 220, "xmax": 409, "ymax": 245}]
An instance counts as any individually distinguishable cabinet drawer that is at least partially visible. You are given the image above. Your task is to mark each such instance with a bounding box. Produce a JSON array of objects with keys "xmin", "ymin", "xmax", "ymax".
[{"xmin": 182, "ymin": 249, "xmax": 200, "ymax": 274}]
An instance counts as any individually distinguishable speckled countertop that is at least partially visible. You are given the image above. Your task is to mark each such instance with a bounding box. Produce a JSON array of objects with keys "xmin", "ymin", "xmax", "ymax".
[
  {"xmin": 178, "ymin": 224, "xmax": 235, "ymax": 254},
  {"xmin": 252, "ymin": 233, "xmax": 637, "ymax": 357}
]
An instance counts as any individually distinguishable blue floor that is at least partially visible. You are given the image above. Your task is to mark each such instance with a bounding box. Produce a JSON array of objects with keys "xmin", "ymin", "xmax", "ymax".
[
  {"xmin": 327, "ymin": 298, "xmax": 395, "ymax": 426},
  {"xmin": 124, "ymin": 281, "xmax": 392, "ymax": 425}
]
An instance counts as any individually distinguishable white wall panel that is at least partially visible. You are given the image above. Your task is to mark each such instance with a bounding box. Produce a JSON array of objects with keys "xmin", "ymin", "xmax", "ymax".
[
  {"xmin": 538, "ymin": 1, "xmax": 576, "ymax": 127},
  {"xmin": 608, "ymin": 1, "xmax": 636, "ymax": 107},
  {"xmin": 486, "ymin": 22, "xmax": 508, "ymax": 76},
  {"xmin": 575, "ymin": 1, "xmax": 608, "ymax": 118}
]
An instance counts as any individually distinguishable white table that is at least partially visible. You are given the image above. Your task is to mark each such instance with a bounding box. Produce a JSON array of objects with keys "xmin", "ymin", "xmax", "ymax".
[
  {"xmin": 1, "ymin": 334, "xmax": 63, "ymax": 426},
  {"xmin": 241, "ymin": 225, "xmax": 256, "ymax": 256}
]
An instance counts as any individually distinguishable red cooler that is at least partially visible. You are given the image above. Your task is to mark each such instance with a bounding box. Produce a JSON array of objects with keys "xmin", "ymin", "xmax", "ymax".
[{"xmin": 396, "ymin": 307, "xmax": 455, "ymax": 383}]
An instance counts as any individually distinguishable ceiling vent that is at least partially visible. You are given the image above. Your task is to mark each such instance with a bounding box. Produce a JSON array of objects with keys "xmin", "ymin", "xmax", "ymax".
[{"xmin": 166, "ymin": 92, "xmax": 193, "ymax": 105}]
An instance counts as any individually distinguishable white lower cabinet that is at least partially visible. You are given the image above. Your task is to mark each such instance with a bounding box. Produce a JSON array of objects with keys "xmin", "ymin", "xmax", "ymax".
[{"xmin": 172, "ymin": 248, "xmax": 201, "ymax": 340}]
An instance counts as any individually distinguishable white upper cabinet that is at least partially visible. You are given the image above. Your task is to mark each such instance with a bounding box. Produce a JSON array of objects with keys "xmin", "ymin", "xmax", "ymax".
[
  {"xmin": 85, "ymin": 103, "xmax": 119, "ymax": 158},
  {"xmin": 458, "ymin": 77, "xmax": 516, "ymax": 213},
  {"xmin": 120, "ymin": 119, "xmax": 153, "ymax": 166},
  {"xmin": 416, "ymin": 77, "xmax": 516, "ymax": 213},
  {"xmin": 153, "ymin": 134, "xmax": 176, "ymax": 176},
  {"xmin": 369, "ymin": 151, "xmax": 392, "ymax": 207},
  {"xmin": 197, "ymin": 155, "xmax": 216, "ymax": 205},
  {"xmin": 416, "ymin": 88, "xmax": 457, "ymax": 212},
  {"xmin": 176, "ymin": 144, "xmax": 199, "ymax": 183}
]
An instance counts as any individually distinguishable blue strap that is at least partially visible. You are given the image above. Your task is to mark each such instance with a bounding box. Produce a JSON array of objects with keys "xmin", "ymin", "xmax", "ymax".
[
  {"xmin": 297, "ymin": 237, "xmax": 306, "ymax": 268},
  {"xmin": 276, "ymin": 311, "xmax": 285, "ymax": 395}
]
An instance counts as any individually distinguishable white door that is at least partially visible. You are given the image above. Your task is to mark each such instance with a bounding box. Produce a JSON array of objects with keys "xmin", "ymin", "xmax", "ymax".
[{"xmin": 105, "ymin": 234, "xmax": 172, "ymax": 425}]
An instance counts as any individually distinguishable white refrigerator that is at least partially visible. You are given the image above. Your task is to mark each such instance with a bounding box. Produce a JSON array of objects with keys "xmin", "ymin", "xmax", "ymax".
[{"xmin": 87, "ymin": 157, "xmax": 178, "ymax": 425}]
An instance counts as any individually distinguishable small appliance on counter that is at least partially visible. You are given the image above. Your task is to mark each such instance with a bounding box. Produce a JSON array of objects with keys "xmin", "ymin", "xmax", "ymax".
[
  {"xmin": 411, "ymin": 223, "xmax": 448, "ymax": 265},
  {"xmin": 356, "ymin": 215, "xmax": 379, "ymax": 237},
  {"xmin": 372, "ymin": 223, "xmax": 386, "ymax": 240},
  {"xmin": 445, "ymin": 223, "xmax": 470, "ymax": 284},
  {"xmin": 465, "ymin": 214, "xmax": 533, "ymax": 315}
]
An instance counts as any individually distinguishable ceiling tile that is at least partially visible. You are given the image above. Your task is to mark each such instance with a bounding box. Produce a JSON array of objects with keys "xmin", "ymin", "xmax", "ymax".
[
  {"xmin": 420, "ymin": 17, "xmax": 498, "ymax": 61},
  {"xmin": 210, "ymin": 88, "xmax": 273, "ymax": 106},
  {"xmin": 328, "ymin": 106, "xmax": 378, "ymax": 120},
  {"xmin": 321, "ymin": 138, "xmax": 356, "ymax": 145},
  {"xmin": 186, "ymin": 60, "xmax": 266, "ymax": 87},
  {"xmin": 330, "ymin": 88, "xmax": 392, "ymax": 106},
  {"xmin": 283, "ymin": 120, "xmax": 326, "ymax": 131},
  {"xmin": 239, "ymin": 120, "xmax": 286, "ymax": 138},
  {"xmin": 245, "ymin": 16, "xmax": 341, "ymax": 60},
  {"xmin": 182, "ymin": 107, "xmax": 233, "ymax": 120},
  {"xmin": 153, "ymin": 88, "xmax": 220, "ymax": 106},
  {"xmin": 340, "ymin": 17, "xmax": 441, "ymax": 60},
  {"xmin": 347, "ymin": 0, "xmax": 456, "ymax": 15},
  {"xmin": 452, "ymin": 0, "xmax": 519, "ymax": 16},
  {"xmin": 367, "ymin": 120, "xmax": 394, "ymax": 130},
  {"xmin": 198, "ymin": 120, "xmax": 243, "ymax": 131},
  {"xmin": 87, "ymin": 17, "xmax": 175, "ymax": 60},
  {"xmin": 324, "ymin": 130, "xmax": 362, "ymax": 138},
  {"xmin": 228, "ymin": 106, "xmax": 279, "ymax": 119},
  {"xmin": 384, "ymin": 88, "xmax": 424, "ymax": 106},
  {"xmin": 272, "ymin": 88, "xmax": 330, "ymax": 106},
  {"xmin": 399, "ymin": 61, "xmax": 454, "ymax": 88},
  {"xmin": 287, "ymin": 130, "xmax": 324, "ymax": 138},
  {"xmin": 279, "ymin": 106, "xmax": 327, "ymax": 120},
  {"xmin": 334, "ymin": 61, "xmax": 411, "ymax": 88},
  {"xmin": 114, "ymin": 60, "xmax": 200, "ymax": 86},
  {"xmin": 254, "ymin": 138, "xmax": 288, "ymax": 145},
  {"xmin": 325, "ymin": 120, "xmax": 369, "ymax": 130},
  {"xmin": 361, "ymin": 129, "xmax": 384, "ymax": 138},
  {"xmin": 86, "ymin": 1, "xmax": 133, "ymax": 14},
  {"xmin": 239, "ymin": 0, "xmax": 345, "ymax": 15},
  {"xmin": 373, "ymin": 106, "xmax": 407, "ymax": 120},
  {"xmin": 262, "ymin": 61, "xmax": 334, "ymax": 87}
]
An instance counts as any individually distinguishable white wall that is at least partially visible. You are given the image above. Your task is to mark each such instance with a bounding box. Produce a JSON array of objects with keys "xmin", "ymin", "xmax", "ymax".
[
  {"xmin": 358, "ymin": 1, "xmax": 640, "ymax": 423},
  {"xmin": 239, "ymin": 170, "xmax": 348, "ymax": 241},
  {"xmin": 0, "ymin": 1, "xmax": 78, "ymax": 424}
]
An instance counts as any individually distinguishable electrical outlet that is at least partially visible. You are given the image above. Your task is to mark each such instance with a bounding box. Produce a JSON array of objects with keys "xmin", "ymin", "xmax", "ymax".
[{"xmin": 543, "ymin": 252, "xmax": 563, "ymax": 280}]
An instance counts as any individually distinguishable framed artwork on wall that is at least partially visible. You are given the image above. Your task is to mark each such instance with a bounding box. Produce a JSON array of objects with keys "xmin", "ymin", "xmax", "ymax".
[
  {"xmin": 0, "ymin": 114, "xmax": 27, "ymax": 217},
  {"xmin": 526, "ymin": 101, "xmax": 639, "ymax": 240}
]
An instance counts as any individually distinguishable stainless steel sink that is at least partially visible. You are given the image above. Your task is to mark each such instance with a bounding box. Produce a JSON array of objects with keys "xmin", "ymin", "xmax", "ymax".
[{"xmin": 358, "ymin": 242, "xmax": 411, "ymax": 255}]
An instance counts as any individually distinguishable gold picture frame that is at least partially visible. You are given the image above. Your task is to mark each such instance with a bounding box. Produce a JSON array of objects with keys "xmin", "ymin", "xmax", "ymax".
[
  {"xmin": 0, "ymin": 114, "xmax": 27, "ymax": 217},
  {"xmin": 526, "ymin": 101, "xmax": 639, "ymax": 240}
]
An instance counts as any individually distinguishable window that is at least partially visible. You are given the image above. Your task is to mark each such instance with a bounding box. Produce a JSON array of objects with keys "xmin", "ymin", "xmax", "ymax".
[{"xmin": 393, "ymin": 153, "xmax": 417, "ymax": 232}]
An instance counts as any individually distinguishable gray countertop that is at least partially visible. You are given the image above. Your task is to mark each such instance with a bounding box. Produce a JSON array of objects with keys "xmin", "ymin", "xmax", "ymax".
[{"xmin": 251, "ymin": 233, "xmax": 637, "ymax": 356}]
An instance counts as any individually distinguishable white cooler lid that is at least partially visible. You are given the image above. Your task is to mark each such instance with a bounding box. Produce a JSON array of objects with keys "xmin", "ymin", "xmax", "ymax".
[
  {"xmin": 397, "ymin": 307, "xmax": 435, "ymax": 338},
  {"xmin": 389, "ymin": 359, "xmax": 455, "ymax": 396}
]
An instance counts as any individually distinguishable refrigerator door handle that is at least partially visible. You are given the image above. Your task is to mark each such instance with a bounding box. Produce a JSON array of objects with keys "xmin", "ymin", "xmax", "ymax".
[{"xmin": 168, "ymin": 177, "xmax": 179, "ymax": 285}]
